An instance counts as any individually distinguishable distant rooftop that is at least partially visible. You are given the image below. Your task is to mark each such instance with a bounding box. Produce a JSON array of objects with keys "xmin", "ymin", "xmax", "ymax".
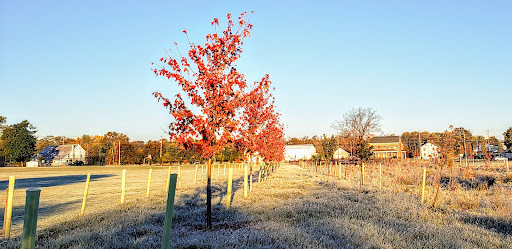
[
  {"xmin": 369, "ymin": 136, "xmax": 400, "ymax": 144},
  {"xmin": 285, "ymin": 144, "xmax": 315, "ymax": 149},
  {"xmin": 32, "ymin": 144, "xmax": 77, "ymax": 160}
]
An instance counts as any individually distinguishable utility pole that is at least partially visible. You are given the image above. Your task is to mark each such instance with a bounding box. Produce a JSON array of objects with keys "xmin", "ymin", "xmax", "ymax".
[
  {"xmin": 112, "ymin": 141, "xmax": 115, "ymax": 165},
  {"xmin": 118, "ymin": 141, "xmax": 121, "ymax": 165},
  {"xmin": 487, "ymin": 130, "xmax": 490, "ymax": 157},
  {"xmin": 160, "ymin": 136, "xmax": 163, "ymax": 166},
  {"xmin": 462, "ymin": 132, "xmax": 467, "ymax": 167},
  {"xmin": 418, "ymin": 132, "xmax": 421, "ymax": 159},
  {"xmin": 475, "ymin": 136, "xmax": 478, "ymax": 164}
]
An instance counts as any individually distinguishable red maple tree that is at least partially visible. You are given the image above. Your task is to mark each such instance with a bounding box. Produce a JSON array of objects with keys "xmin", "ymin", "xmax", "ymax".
[
  {"xmin": 239, "ymin": 76, "xmax": 284, "ymax": 163},
  {"xmin": 152, "ymin": 12, "xmax": 284, "ymax": 228}
]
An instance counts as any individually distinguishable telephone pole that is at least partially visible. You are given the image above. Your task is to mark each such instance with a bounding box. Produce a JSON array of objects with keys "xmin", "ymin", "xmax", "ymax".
[
  {"xmin": 160, "ymin": 136, "xmax": 163, "ymax": 166},
  {"xmin": 462, "ymin": 132, "xmax": 467, "ymax": 166},
  {"xmin": 118, "ymin": 141, "xmax": 121, "ymax": 165},
  {"xmin": 418, "ymin": 132, "xmax": 421, "ymax": 159}
]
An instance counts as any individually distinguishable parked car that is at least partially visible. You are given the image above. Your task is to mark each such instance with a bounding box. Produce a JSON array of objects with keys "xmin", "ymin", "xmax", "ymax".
[{"xmin": 70, "ymin": 161, "xmax": 85, "ymax": 166}]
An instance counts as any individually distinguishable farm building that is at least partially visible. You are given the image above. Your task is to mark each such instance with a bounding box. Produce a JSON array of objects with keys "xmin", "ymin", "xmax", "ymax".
[
  {"xmin": 31, "ymin": 144, "xmax": 86, "ymax": 166},
  {"xmin": 333, "ymin": 148, "xmax": 350, "ymax": 159},
  {"xmin": 284, "ymin": 144, "xmax": 316, "ymax": 161},
  {"xmin": 421, "ymin": 142, "xmax": 439, "ymax": 160},
  {"xmin": 369, "ymin": 136, "xmax": 406, "ymax": 159}
]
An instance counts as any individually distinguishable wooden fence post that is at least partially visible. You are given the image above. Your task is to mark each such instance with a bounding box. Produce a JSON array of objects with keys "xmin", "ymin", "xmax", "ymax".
[
  {"xmin": 3, "ymin": 176, "xmax": 15, "ymax": 238},
  {"xmin": 258, "ymin": 166, "xmax": 262, "ymax": 183},
  {"xmin": 194, "ymin": 165, "xmax": 198, "ymax": 185},
  {"xmin": 249, "ymin": 163, "xmax": 253, "ymax": 192},
  {"xmin": 178, "ymin": 165, "xmax": 182, "ymax": 188},
  {"xmin": 378, "ymin": 163, "xmax": 382, "ymax": 190},
  {"xmin": 80, "ymin": 173, "xmax": 91, "ymax": 216},
  {"xmin": 121, "ymin": 169, "xmax": 126, "ymax": 204},
  {"xmin": 166, "ymin": 166, "xmax": 171, "ymax": 192},
  {"xmin": 147, "ymin": 168, "xmax": 153, "ymax": 197},
  {"xmin": 361, "ymin": 163, "xmax": 365, "ymax": 189},
  {"xmin": 201, "ymin": 164, "xmax": 204, "ymax": 182},
  {"xmin": 338, "ymin": 163, "xmax": 342, "ymax": 180},
  {"xmin": 226, "ymin": 166, "xmax": 233, "ymax": 209},
  {"xmin": 161, "ymin": 174, "xmax": 177, "ymax": 249},
  {"xmin": 421, "ymin": 167, "xmax": 427, "ymax": 204},
  {"xmin": 21, "ymin": 188, "xmax": 40, "ymax": 249}
]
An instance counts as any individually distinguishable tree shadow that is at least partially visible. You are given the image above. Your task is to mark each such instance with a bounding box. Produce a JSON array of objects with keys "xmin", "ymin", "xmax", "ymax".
[
  {"xmin": 0, "ymin": 176, "xmax": 263, "ymax": 248},
  {"xmin": 0, "ymin": 174, "xmax": 115, "ymax": 190},
  {"xmin": 458, "ymin": 214, "xmax": 512, "ymax": 236},
  {"xmin": 1, "ymin": 200, "xmax": 82, "ymax": 225}
]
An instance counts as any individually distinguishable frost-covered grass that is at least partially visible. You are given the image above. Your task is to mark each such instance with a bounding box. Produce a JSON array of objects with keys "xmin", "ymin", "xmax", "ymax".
[{"xmin": 1, "ymin": 163, "xmax": 511, "ymax": 248}]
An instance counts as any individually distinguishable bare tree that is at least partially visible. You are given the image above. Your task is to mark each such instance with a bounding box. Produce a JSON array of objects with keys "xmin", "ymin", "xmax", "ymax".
[
  {"xmin": 332, "ymin": 107, "xmax": 382, "ymax": 140},
  {"xmin": 332, "ymin": 107, "xmax": 382, "ymax": 160}
]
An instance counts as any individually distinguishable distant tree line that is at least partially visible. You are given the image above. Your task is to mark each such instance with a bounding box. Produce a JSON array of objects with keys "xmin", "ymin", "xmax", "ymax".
[
  {"xmin": 401, "ymin": 128, "xmax": 504, "ymax": 158},
  {"xmin": 36, "ymin": 133, "xmax": 244, "ymax": 165},
  {"xmin": 0, "ymin": 115, "xmax": 245, "ymax": 166}
]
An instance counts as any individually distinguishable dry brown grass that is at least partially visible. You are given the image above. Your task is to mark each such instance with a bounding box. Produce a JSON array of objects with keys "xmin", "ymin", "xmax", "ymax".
[{"xmin": 308, "ymin": 160, "xmax": 512, "ymax": 218}]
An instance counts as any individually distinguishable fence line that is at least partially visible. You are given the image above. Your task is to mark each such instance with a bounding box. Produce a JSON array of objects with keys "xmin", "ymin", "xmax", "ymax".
[{"xmin": 1, "ymin": 161, "xmax": 281, "ymax": 245}]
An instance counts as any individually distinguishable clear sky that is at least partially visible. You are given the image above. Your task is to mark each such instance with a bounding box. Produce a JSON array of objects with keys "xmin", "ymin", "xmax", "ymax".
[{"xmin": 1, "ymin": 1, "xmax": 511, "ymax": 141}]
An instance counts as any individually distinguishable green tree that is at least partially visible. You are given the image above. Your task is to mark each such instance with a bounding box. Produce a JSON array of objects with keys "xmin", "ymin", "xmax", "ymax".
[
  {"xmin": 355, "ymin": 139, "xmax": 373, "ymax": 161},
  {"xmin": 101, "ymin": 132, "xmax": 129, "ymax": 165},
  {"xmin": 1, "ymin": 120, "xmax": 37, "ymax": 165},
  {"xmin": 321, "ymin": 134, "xmax": 337, "ymax": 160},
  {"xmin": 504, "ymin": 127, "xmax": 512, "ymax": 152},
  {"xmin": 0, "ymin": 116, "xmax": 6, "ymax": 128},
  {"xmin": 0, "ymin": 116, "xmax": 7, "ymax": 163}
]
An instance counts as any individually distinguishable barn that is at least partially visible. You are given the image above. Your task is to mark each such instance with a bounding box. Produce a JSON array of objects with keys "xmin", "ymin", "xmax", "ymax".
[
  {"xmin": 284, "ymin": 144, "xmax": 317, "ymax": 161},
  {"xmin": 333, "ymin": 148, "xmax": 350, "ymax": 159},
  {"xmin": 31, "ymin": 144, "xmax": 87, "ymax": 166}
]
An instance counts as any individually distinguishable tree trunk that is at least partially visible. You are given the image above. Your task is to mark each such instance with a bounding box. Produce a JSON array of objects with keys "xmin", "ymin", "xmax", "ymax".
[{"xmin": 206, "ymin": 159, "xmax": 212, "ymax": 229}]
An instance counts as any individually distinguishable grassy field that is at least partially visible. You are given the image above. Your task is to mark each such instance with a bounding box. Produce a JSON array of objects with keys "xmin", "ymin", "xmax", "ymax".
[
  {"xmin": 0, "ymin": 162, "xmax": 511, "ymax": 248},
  {"xmin": 0, "ymin": 163, "xmax": 243, "ymax": 238}
]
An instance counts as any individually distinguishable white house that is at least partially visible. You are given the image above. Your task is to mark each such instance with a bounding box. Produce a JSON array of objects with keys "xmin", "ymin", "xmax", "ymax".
[
  {"xmin": 285, "ymin": 144, "xmax": 316, "ymax": 161},
  {"xmin": 333, "ymin": 148, "xmax": 350, "ymax": 159},
  {"xmin": 31, "ymin": 144, "xmax": 87, "ymax": 166},
  {"xmin": 421, "ymin": 142, "xmax": 439, "ymax": 160}
]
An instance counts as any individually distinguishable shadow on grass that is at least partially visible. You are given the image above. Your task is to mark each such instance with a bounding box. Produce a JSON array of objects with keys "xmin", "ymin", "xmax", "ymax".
[
  {"xmin": 0, "ymin": 174, "xmax": 115, "ymax": 190},
  {"xmin": 0, "ymin": 173, "xmax": 259, "ymax": 248},
  {"xmin": 0, "ymin": 200, "xmax": 83, "ymax": 226},
  {"xmin": 459, "ymin": 214, "xmax": 512, "ymax": 236}
]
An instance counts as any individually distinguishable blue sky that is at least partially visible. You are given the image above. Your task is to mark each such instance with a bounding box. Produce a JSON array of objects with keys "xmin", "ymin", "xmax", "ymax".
[{"xmin": 1, "ymin": 1, "xmax": 511, "ymax": 141}]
